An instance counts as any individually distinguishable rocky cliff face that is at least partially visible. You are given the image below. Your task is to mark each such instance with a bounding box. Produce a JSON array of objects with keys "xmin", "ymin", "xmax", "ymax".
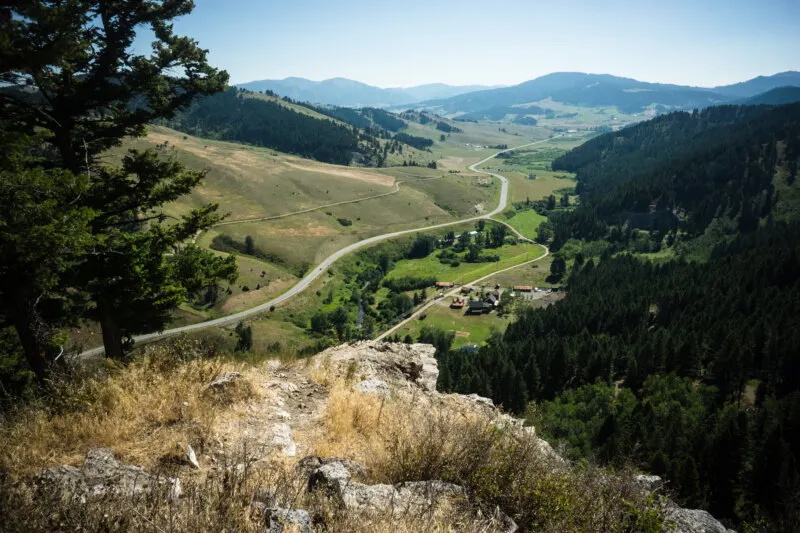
[{"xmin": 24, "ymin": 342, "xmax": 734, "ymax": 532}]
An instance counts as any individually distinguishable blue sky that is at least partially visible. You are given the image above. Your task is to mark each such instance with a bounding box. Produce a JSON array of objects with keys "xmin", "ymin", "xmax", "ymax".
[{"xmin": 137, "ymin": 0, "xmax": 800, "ymax": 88}]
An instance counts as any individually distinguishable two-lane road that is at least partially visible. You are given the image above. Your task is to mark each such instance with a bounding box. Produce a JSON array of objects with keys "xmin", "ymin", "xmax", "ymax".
[{"xmin": 78, "ymin": 136, "xmax": 555, "ymax": 358}]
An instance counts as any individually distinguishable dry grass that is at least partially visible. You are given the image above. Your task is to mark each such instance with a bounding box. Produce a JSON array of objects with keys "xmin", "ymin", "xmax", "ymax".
[
  {"xmin": 0, "ymin": 338, "xmax": 257, "ymax": 475},
  {"xmin": 312, "ymin": 382, "xmax": 665, "ymax": 533},
  {"xmin": 0, "ymin": 345, "xmax": 664, "ymax": 532}
]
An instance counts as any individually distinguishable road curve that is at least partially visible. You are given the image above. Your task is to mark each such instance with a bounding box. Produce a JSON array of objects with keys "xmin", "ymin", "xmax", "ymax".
[{"xmin": 78, "ymin": 136, "xmax": 554, "ymax": 358}]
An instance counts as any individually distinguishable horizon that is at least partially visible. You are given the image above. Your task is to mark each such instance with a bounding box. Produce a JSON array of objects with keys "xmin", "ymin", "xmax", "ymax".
[
  {"xmin": 235, "ymin": 69, "xmax": 800, "ymax": 90},
  {"xmin": 133, "ymin": 0, "xmax": 800, "ymax": 88}
]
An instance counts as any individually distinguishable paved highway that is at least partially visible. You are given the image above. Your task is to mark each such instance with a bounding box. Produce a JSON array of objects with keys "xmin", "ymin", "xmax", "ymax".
[{"xmin": 78, "ymin": 136, "xmax": 555, "ymax": 358}]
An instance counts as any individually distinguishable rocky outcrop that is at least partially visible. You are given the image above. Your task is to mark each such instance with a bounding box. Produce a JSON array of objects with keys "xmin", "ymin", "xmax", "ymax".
[
  {"xmin": 307, "ymin": 459, "xmax": 465, "ymax": 513},
  {"xmin": 319, "ymin": 342, "xmax": 439, "ymax": 392},
  {"xmin": 631, "ymin": 475, "xmax": 734, "ymax": 533},
  {"xmin": 306, "ymin": 458, "xmax": 517, "ymax": 531},
  {"xmin": 37, "ymin": 448, "xmax": 181, "ymax": 502},
  {"xmin": 664, "ymin": 505, "xmax": 735, "ymax": 533}
]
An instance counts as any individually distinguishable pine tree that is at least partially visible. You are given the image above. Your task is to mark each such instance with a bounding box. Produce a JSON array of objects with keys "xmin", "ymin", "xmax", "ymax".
[{"xmin": 1, "ymin": 0, "xmax": 237, "ymax": 360}]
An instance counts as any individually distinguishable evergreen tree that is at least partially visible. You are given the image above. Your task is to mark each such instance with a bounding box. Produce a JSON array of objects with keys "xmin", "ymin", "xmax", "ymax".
[
  {"xmin": 234, "ymin": 322, "xmax": 253, "ymax": 352},
  {"xmin": 1, "ymin": 0, "xmax": 237, "ymax": 361}
]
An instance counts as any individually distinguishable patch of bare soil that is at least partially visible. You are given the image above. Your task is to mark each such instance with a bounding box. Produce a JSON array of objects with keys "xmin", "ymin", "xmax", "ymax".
[
  {"xmin": 261, "ymin": 223, "xmax": 340, "ymax": 237},
  {"xmin": 284, "ymin": 161, "xmax": 394, "ymax": 187}
]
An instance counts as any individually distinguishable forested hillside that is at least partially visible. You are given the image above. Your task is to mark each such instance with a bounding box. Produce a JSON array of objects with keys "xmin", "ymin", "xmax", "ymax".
[
  {"xmin": 166, "ymin": 88, "xmax": 361, "ymax": 165},
  {"xmin": 546, "ymin": 104, "xmax": 800, "ymax": 248},
  {"xmin": 438, "ymin": 104, "xmax": 800, "ymax": 531}
]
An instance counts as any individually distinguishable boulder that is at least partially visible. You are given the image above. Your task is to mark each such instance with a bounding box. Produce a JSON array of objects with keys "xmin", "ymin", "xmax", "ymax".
[
  {"xmin": 634, "ymin": 474, "xmax": 664, "ymax": 492},
  {"xmin": 265, "ymin": 507, "xmax": 313, "ymax": 533},
  {"xmin": 663, "ymin": 506, "xmax": 735, "ymax": 533},
  {"xmin": 37, "ymin": 448, "xmax": 181, "ymax": 502},
  {"xmin": 297, "ymin": 455, "xmax": 367, "ymax": 478}
]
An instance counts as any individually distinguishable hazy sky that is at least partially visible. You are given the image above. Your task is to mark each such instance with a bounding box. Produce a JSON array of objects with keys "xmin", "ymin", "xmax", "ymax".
[{"xmin": 137, "ymin": 0, "xmax": 800, "ymax": 88}]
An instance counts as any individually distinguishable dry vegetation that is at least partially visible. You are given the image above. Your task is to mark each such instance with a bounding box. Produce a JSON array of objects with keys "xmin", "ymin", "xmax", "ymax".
[{"xmin": 0, "ymin": 341, "xmax": 663, "ymax": 532}]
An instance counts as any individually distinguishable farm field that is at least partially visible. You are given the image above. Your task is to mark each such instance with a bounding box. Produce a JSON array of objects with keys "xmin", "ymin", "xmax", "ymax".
[
  {"xmin": 386, "ymin": 242, "xmax": 545, "ymax": 284},
  {"xmin": 505, "ymin": 209, "xmax": 547, "ymax": 239},
  {"xmin": 395, "ymin": 302, "xmax": 512, "ymax": 349}
]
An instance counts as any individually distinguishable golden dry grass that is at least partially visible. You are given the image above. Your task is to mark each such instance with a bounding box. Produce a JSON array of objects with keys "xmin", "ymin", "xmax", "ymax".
[
  {"xmin": 0, "ymin": 345, "xmax": 665, "ymax": 533},
  {"xmin": 0, "ymin": 340, "xmax": 257, "ymax": 475}
]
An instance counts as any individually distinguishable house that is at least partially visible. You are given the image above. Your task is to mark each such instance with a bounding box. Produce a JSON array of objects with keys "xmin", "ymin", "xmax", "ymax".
[
  {"xmin": 436, "ymin": 281, "xmax": 454, "ymax": 288},
  {"xmin": 451, "ymin": 297, "xmax": 465, "ymax": 309},
  {"xmin": 460, "ymin": 285, "xmax": 473, "ymax": 294},
  {"xmin": 486, "ymin": 293, "xmax": 499, "ymax": 307},
  {"xmin": 468, "ymin": 300, "xmax": 493, "ymax": 314},
  {"xmin": 514, "ymin": 285, "xmax": 533, "ymax": 292}
]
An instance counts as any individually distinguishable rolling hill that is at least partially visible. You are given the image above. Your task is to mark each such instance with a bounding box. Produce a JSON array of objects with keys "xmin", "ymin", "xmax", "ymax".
[
  {"xmin": 409, "ymin": 71, "xmax": 800, "ymax": 116},
  {"xmin": 235, "ymin": 77, "xmax": 496, "ymax": 107},
  {"xmin": 739, "ymin": 86, "xmax": 800, "ymax": 106},
  {"xmin": 710, "ymin": 70, "xmax": 800, "ymax": 98}
]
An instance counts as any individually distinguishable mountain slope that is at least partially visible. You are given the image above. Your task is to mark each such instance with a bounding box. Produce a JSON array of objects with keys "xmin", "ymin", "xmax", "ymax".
[
  {"xmin": 549, "ymin": 103, "xmax": 800, "ymax": 241},
  {"xmin": 711, "ymin": 71, "xmax": 800, "ymax": 98},
  {"xmin": 739, "ymin": 86, "xmax": 800, "ymax": 106},
  {"xmin": 164, "ymin": 88, "xmax": 360, "ymax": 165},
  {"xmin": 235, "ymin": 77, "xmax": 494, "ymax": 107}
]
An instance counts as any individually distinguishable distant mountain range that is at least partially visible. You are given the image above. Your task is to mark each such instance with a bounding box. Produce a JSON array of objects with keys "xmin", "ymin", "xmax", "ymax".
[
  {"xmin": 409, "ymin": 71, "xmax": 800, "ymax": 115},
  {"xmin": 235, "ymin": 71, "xmax": 800, "ymax": 116},
  {"xmin": 234, "ymin": 77, "xmax": 500, "ymax": 107}
]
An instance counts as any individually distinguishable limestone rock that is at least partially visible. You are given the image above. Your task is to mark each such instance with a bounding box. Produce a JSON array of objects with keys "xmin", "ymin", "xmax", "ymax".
[
  {"xmin": 307, "ymin": 459, "xmax": 465, "ymax": 515},
  {"xmin": 464, "ymin": 393, "xmax": 494, "ymax": 408},
  {"xmin": 318, "ymin": 342, "xmax": 438, "ymax": 392},
  {"xmin": 663, "ymin": 506, "xmax": 735, "ymax": 533},
  {"xmin": 265, "ymin": 507, "xmax": 313, "ymax": 533},
  {"xmin": 634, "ymin": 474, "xmax": 664, "ymax": 492},
  {"xmin": 206, "ymin": 372, "xmax": 241, "ymax": 389},
  {"xmin": 354, "ymin": 378, "xmax": 389, "ymax": 395},
  {"xmin": 271, "ymin": 423, "xmax": 297, "ymax": 457},
  {"xmin": 306, "ymin": 458, "xmax": 518, "ymax": 530},
  {"xmin": 297, "ymin": 455, "xmax": 367, "ymax": 478},
  {"xmin": 37, "ymin": 448, "xmax": 181, "ymax": 502},
  {"xmin": 186, "ymin": 444, "xmax": 200, "ymax": 469}
]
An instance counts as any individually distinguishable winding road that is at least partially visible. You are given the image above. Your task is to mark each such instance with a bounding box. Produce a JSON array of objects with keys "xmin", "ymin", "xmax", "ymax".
[{"xmin": 78, "ymin": 136, "xmax": 555, "ymax": 358}]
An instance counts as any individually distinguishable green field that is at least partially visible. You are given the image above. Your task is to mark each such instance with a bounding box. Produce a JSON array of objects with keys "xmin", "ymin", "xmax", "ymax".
[
  {"xmin": 505, "ymin": 209, "xmax": 547, "ymax": 239},
  {"xmin": 395, "ymin": 303, "xmax": 512, "ymax": 349},
  {"xmin": 386, "ymin": 242, "xmax": 545, "ymax": 284}
]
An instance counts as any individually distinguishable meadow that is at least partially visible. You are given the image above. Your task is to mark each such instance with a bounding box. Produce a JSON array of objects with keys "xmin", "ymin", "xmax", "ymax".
[{"xmin": 386, "ymin": 242, "xmax": 545, "ymax": 284}]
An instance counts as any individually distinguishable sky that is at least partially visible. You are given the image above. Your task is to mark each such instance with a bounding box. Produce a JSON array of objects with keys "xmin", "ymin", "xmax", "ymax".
[{"xmin": 134, "ymin": 0, "xmax": 800, "ymax": 88}]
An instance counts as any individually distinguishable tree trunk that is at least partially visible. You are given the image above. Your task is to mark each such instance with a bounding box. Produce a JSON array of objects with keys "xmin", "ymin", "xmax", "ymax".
[
  {"xmin": 99, "ymin": 310, "xmax": 124, "ymax": 360},
  {"xmin": 11, "ymin": 306, "xmax": 48, "ymax": 382}
]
